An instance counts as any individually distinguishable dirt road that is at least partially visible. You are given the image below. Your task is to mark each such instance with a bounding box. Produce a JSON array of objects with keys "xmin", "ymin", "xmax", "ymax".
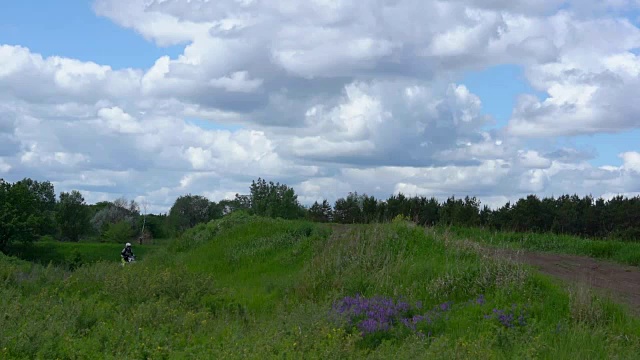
[
  {"xmin": 330, "ymin": 224, "xmax": 640, "ymax": 315},
  {"xmin": 490, "ymin": 248, "xmax": 640, "ymax": 314}
]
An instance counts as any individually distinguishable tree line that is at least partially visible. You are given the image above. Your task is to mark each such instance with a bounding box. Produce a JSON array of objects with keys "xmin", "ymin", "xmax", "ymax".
[
  {"xmin": 308, "ymin": 192, "xmax": 640, "ymax": 241},
  {"xmin": 2, "ymin": 176, "xmax": 640, "ymax": 250},
  {"xmin": 215, "ymin": 177, "xmax": 640, "ymax": 242},
  {"xmin": 0, "ymin": 178, "xmax": 221, "ymax": 249}
]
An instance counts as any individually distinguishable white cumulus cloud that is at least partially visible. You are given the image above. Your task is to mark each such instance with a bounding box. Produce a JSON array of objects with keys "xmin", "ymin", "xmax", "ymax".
[{"xmin": 0, "ymin": 0, "xmax": 639, "ymax": 213}]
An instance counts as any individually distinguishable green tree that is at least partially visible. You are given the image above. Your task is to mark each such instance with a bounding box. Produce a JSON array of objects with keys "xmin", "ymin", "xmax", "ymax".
[
  {"xmin": 230, "ymin": 195, "xmax": 252, "ymax": 213},
  {"xmin": 143, "ymin": 213, "xmax": 170, "ymax": 239},
  {"xmin": 362, "ymin": 195, "xmax": 379, "ymax": 223},
  {"xmin": 385, "ymin": 193, "xmax": 409, "ymax": 221},
  {"xmin": 0, "ymin": 178, "xmax": 56, "ymax": 250},
  {"xmin": 418, "ymin": 197, "xmax": 441, "ymax": 226},
  {"xmin": 21, "ymin": 178, "xmax": 57, "ymax": 235},
  {"xmin": 56, "ymin": 190, "xmax": 91, "ymax": 242},
  {"xmin": 479, "ymin": 204, "xmax": 491, "ymax": 226},
  {"xmin": 248, "ymin": 178, "xmax": 305, "ymax": 219},
  {"xmin": 320, "ymin": 199, "xmax": 334, "ymax": 222},
  {"xmin": 333, "ymin": 192, "xmax": 363, "ymax": 224},
  {"xmin": 103, "ymin": 220, "xmax": 134, "ymax": 243},
  {"xmin": 307, "ymin": 199, "xmax": 333, "ymax": 222},
  {"xmin": 90, "ymin": 197, "xmax": 140, "ymax": 237},
  {"xmin": 168, "ymin": 194, "xmax": 222, "ymax": 233}
]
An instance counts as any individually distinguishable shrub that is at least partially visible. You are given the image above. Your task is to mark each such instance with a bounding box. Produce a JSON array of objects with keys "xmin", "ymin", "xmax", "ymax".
[{"xmin": 102, "ymin": 220, "xmax": 134, "ymax": 243}]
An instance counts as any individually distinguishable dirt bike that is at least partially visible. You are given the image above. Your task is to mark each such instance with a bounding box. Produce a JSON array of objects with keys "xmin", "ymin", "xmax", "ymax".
[{"xmin": 121, "ymin": 255, "xmax": 136, "ymax": 266}]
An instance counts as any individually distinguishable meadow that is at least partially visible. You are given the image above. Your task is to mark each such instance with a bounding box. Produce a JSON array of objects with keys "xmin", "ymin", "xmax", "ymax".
[
  {"xmin": 1, "ymin": 212, "xmax": 640, "ymax": 359},
  {"xmin": 4, "ymin": 238, "xmax": 169, "ymax": 270}
]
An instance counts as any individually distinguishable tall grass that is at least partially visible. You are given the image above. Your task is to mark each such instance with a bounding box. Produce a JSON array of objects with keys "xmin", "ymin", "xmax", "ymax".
[
  {"xmin": 5, "ymin": 240, "xmax": 164, "ymax": 270},
  {"xmin": 442, "ymin": 225, "xmax": 640, "ymax": 266},
  {"xmin": 1, "ymin": 213, "xmax": 639, "ymax": 358}
]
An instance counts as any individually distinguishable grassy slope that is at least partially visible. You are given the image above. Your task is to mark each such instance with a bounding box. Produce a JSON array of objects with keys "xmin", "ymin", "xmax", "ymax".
[
  {"xmin": 442, "ymin": 226, "xmax": 640, "ymax": 266},
  {"xmin": 1, "ymin": 214, "xmax": 639, "ymax": 359}
]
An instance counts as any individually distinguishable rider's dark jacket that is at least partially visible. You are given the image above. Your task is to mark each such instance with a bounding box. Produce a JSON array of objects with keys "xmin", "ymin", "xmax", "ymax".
[{"xmin": 121, "ymin": 246, "xmax": 134, "ymax": 260}]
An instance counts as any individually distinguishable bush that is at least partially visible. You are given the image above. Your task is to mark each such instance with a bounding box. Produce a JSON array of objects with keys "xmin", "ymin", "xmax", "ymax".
[
  {"xmin": 67, "ymin": 249, "xmax": 84, "ymax": 271},
  {"xmin": 40, "ymin": 235, "xmax": 57, "ymax": 242},
  {"xmin": 102, "ymin": 221, "xmax": 134, "ymax": 243}
]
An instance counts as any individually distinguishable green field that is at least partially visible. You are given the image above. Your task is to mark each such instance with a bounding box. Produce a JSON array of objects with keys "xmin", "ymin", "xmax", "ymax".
[
  {"xmin": 5, "ymin": 239, "xmax": 169, "ymax": 270},
  {"xmin": 1, "ymin": 213, "xmax": 639, "ymax": 358}
]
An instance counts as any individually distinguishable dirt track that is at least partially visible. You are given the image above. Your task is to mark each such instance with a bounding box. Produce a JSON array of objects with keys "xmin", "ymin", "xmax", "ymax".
[
  {"xmin": 490, "ymin": 248, "xmax": 640, "ymax": 315},
  {"xmin": 330, "ymin": 224, "xmax": 640, "ymax": 315}
]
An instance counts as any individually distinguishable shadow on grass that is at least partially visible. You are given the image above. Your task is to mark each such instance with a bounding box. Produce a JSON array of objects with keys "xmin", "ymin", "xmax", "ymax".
[
  {"xmin": 4, "ymin": 241, "xmax": 157, "ymax": 268},
  {"xmin": 5, "ymin": 242, "xmax": 68, "ymax": 266}
]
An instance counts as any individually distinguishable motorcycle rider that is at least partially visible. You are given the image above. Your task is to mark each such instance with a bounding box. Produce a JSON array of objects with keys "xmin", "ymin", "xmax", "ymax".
[{"xmin": 121, "ymin": 242, "xmax": 135, "ymax": 263}]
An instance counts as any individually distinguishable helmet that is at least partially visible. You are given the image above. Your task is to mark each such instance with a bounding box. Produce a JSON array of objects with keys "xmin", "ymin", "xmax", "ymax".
[{"xmin": 126, "ymin": 242, "xmax": 131, "ymax": 247}]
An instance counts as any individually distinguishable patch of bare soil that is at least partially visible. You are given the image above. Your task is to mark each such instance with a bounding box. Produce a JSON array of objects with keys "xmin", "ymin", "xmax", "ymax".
[
  {"xmin": 331, "ymin": 224, "xmax": 640, "ymax": 314},
  {"xmin": 491, "ymin": 248, "xmax": 640, "ymax": 315}
]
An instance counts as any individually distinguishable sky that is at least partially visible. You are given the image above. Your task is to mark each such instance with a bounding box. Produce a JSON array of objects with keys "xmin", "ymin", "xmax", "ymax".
[{"xmin": 1, "ymin": 0, "xmax": 640, "ymax": 214}]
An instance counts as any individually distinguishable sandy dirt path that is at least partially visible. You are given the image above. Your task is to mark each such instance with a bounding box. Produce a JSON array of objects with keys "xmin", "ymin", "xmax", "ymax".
[
  {"xmin": 329, "ymin": 224, "xmax": 640, "ymax": 315},
  {"xmin": 487, "ymin": 247, "xmax": 640, "ymax": 315}
]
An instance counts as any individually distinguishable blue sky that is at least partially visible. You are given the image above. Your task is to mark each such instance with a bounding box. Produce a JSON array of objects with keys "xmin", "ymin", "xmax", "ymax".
[
  {"xmin": 186, "ymin": 118, "xmax": 244, "ymax": 132},
  {"xmin": 0, "ymin": 0, "xmax": 240, "ymax": 133},
  {"xmin": 573, "ymin": 130, "xmax": 640, "ymax": 167},
  {"xmin": 462, "ymin": 64, "xmax": 637, "ymax": 168},
  {"xmin": 461, "ymin": 64, "xmax": 537, "ymax": 128},
  {"xmin": 1, "ymin": 0, "xmax": 639, "ymax": 211},
  {"xmin": 2, "ymin": 0, "xmax": 634, "ymax": 167},
  {"xmin": 0, "ymin": 0, "xmax": 183, "ymax": 69}
]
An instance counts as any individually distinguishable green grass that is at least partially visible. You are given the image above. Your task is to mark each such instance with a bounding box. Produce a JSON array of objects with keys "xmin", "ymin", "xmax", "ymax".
[
  {"xmin": 5, "ymin": 240, "xmax": 165, "ymax": 269},
  {"xmin": 1, "ymin": 214, "xmax": 640, "ymax": 358},
  {"xmin": 440, "ymin": 226, "xmax": 640, "ymax": 266}
]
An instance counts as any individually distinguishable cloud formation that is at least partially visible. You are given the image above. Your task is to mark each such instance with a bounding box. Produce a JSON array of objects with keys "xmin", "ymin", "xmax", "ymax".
[{"xmin": 1, "ymin": 0, "xmax": 639, "ymax": 212}]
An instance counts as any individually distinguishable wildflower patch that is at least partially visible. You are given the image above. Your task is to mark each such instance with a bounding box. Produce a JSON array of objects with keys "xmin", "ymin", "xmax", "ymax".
[{"xmin": 331, "ymin": 293, "xmax": 532, "ymax": 348}]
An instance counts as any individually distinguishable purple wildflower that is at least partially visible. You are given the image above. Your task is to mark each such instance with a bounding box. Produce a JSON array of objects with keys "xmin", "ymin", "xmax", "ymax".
[
  {"xmin": 332, "ymin": 294, "xmax": 421, "ymax": 336},
  {"xmin": 333, "ymin": 294, "xmax": 533, "ymax": 343},
  {"xmin": 485, "ymin": 305, "xmax": 529, "ymax": 329}
]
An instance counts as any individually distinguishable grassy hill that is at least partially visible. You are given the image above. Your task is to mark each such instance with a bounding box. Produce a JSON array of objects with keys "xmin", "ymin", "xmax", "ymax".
[{"xmin": 1, "ymin": 212, "xmax": 640, "ymax": 358}]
